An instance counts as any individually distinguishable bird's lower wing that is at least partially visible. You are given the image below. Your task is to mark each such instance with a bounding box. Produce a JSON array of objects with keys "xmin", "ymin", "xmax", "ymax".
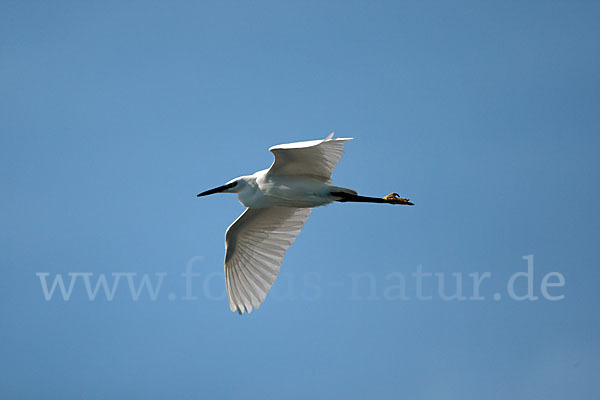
[
  {"xmin": 224, "ymin": 207, "xmax": 312, "ymax": 314},
  {"xmin": 267, "ymin": 133, "xmax": 353, "ymax": 182}
]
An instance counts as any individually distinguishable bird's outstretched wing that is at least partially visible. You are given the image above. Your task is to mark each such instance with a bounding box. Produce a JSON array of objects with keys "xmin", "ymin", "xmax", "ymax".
[
  {"xmin": 225, "ymin": 206, "xmax": 312, "ymax": 314},
  {"xmin": 267, "ymin": 133, "xmax": 353, "ymax": 182}
]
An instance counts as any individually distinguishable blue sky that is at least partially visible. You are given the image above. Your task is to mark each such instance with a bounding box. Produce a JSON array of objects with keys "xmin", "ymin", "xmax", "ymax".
[{"xmin": 2, "ymin": 1, "xmax": 599, "ymax": 399}]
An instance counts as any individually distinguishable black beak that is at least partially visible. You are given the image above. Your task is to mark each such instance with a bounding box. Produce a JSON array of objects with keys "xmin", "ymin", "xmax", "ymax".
[{"xmin": 196, "ymin": 182, "xmax": 236, "ymax": 197}]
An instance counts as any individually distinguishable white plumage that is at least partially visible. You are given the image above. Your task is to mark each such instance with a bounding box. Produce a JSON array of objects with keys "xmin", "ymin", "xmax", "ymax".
[
  {"xmin": 224, "ymin": 207, "xmax": 311, "ymax": 314},
  {"xmin": 268, "ymin": 133, "xmax": 349, "ymax": 182},
  {"xmin": 197, "ymin": 133, "xmax": 413, "ymax": 314}
]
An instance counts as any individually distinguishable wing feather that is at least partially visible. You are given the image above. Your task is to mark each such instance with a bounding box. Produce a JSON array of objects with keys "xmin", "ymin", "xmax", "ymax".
[
  {"xmin": 224, "ymin": 206, "xmax": 312, "ymax": 314},
  {"xmin": 267, "ymin": 133, "xmax": 353, "ymax": 182}
]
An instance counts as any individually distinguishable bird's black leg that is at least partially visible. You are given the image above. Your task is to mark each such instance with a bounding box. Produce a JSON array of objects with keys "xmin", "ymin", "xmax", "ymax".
[{"xmin": 330, "ymin": 191, "xmax": 414, "ymax": 205}]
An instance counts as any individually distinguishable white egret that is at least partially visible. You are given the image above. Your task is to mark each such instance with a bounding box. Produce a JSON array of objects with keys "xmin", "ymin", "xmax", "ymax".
[{"xmin": 197, "ymin": 133, "xmax": 413, "ymax": 314}]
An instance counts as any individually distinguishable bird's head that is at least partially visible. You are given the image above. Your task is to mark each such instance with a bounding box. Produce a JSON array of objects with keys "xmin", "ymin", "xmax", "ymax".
[{"xmin": 197, "ymin": 177, "xmax": 245, "ymax": 197}]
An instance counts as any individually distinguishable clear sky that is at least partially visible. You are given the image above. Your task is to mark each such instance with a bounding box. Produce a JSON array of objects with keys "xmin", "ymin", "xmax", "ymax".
[{"xmin": 2, "ymin": 1, "xmax": 599, "ymax": 399}]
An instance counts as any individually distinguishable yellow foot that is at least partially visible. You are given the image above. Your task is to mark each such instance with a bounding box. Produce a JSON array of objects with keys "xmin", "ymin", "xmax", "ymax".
[{"xmin": 383, "ymin": 193, "xmax": 414, "ymax": 205}]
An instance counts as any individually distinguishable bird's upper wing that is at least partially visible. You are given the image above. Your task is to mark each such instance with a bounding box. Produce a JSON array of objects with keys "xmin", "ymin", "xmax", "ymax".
[
  {"xmin": 267, "ymin": 133, "xmax": 353, "ymax": 182},
  {"xmin": 224, "ymin": 206, "xmax": 312, "ymax": 314}
]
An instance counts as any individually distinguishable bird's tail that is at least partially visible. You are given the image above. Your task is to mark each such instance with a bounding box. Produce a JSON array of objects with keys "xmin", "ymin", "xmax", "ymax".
[
  {"xmin": 330, "ymin": 190, "xmax": 414, "ymax": 206},
  {"xmin": 328, "ymin": 186, "xmax": 357, "ymax": 196}
]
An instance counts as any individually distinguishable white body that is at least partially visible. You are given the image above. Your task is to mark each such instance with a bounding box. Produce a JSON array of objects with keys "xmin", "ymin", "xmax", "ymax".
[{"xmin": 236, "ymin": 169, "xmax": 347, "ymax": 208}]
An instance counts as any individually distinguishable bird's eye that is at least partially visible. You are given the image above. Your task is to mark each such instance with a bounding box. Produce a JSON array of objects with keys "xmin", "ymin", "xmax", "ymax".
[{"xmin": 229, "ymin": 181, "xmax": 238, "ymax": 187}]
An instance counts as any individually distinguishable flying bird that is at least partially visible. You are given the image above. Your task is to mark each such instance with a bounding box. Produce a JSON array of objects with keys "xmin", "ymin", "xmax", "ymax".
[{"xmin": 197, "ymin": 133, "xmax": 413, "ymax": 314}]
